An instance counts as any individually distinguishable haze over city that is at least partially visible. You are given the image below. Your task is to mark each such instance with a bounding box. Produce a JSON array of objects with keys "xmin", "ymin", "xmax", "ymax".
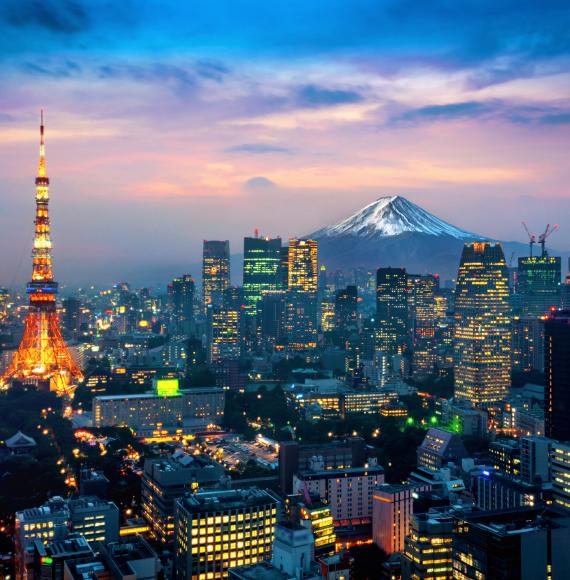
[{"xmin": 0, "ymin": 0, "xmax": 569, "ymax": 284}]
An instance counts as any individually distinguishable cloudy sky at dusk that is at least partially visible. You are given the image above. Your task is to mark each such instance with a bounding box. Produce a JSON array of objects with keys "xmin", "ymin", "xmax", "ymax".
[{"xmin": 1, "ymin": 0, "xmax": 569, "ymax": 286}]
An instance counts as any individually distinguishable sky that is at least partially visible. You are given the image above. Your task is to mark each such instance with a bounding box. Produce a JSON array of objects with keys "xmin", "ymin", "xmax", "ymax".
[{"xmin": 0, "ymin": 0, "xmax": 569, "ymax": 286}]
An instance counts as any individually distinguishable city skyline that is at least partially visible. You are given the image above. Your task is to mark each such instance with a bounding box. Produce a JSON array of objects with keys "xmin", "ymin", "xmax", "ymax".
[{"xmin": 0, "ymin": 1, "xmax": 569, "ymax": 285}]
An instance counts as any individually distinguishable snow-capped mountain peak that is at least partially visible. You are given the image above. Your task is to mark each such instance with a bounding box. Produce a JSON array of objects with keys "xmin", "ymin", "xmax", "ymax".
[{"xmin": 310, "ymin": 195, "xmax": 478, "ymax": 240}]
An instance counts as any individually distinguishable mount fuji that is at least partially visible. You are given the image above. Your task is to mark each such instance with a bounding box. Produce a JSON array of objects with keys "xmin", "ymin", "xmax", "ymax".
[
  {"xmin": 312, "ymin": 196, "xmax": 478, "ymax": 241},
  {"xmin": 308, "ymin": 195, "xmax": 521, "ymax": 279}
]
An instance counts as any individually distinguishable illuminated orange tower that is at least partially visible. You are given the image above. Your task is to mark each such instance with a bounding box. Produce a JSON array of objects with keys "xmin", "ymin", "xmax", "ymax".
[{"xmin": 1, "ymin": 112, "xmax": 83, "ymax": 396}]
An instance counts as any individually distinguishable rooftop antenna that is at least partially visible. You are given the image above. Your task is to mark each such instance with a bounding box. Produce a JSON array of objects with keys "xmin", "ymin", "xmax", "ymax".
[{"xmin": 521, "ymin": 222, "xmax": 536, "ymax": 257}]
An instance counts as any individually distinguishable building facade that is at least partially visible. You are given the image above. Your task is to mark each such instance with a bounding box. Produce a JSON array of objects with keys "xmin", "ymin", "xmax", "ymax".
[
  {"xmin": 174, "ymin": 488, "xmax": 280, "ymax": 579},
  {"xmin": 545, "ymin": 310, "xmax": 570, "ymax": 442},
  {"xmin": 203, "ymin": 241, "xmax": 231, "ymax": 312},
  {"xmin": 453, "ymin": 242, "xmax": 511, "ymax": 407},
  {"xmin": 93, "ymin": 387, "xmax": 225, "ymax": 438}
]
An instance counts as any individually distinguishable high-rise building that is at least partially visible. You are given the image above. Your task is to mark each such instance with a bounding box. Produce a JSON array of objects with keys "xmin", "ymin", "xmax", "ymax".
[
  {"xmin": 545, "ymin": 310, "xmax": 570, "ymax": 442},
  {"xmin": 297, "ymin": 502, "xmax": 336, "ymax": 559},
  {"xmin": 168, "ymin": 275, "xmax": 195, "ymax": 334},
  {"xmin": 210, "ymin": 307, "xmax": 241, "ymax": 362},
  {"xmin": 0, "ymin": 287, "xmax": 10, "ymax": 322},
  {"xmin": 174, "ymin": 488, "xmax": 280, "ymax": 579},
  {"xmin": 288, "ymin": 239, "xmax": 318, "ymax": 293},
  {"xmin": 285, "ymin": 239, "xmax": 319, "ymax": 351},
  {"xmin": 203, "ymin": 241, "xmax": 231, "ymax": 312},
  {"xmin": 518, "ymin": 255, "xmax": 561, "ymax": 317},
  {"xmin": 408, "ymin": 274, "xmax": 438, "ymax": 379},
  {"xmin": 1, "ymin": 114, "xmax": 83, "ymax": 395},
  {"xmin": 243, "ymin": 235, "xmax": 282, "ymax": 316},
  {"xmin": 511, "ymin": 316, "xmax": 545, "ymax": 373},
  {"xmin": 372, "ymin": 483, "xmax": 429, "ymax": 555},
  {"xmin": 453, "ymin": 242, "xmax": 511, "ymax": 407},
  {"xmin": 334, "ymin": 285, "xmax": 358, "ymax": 344},
  {"xmin": 258, "ymin": 291, "xmax": 286, "ymax": 350},
  {"xmin": 562, "ymin": 270, "xmax": 570, "ymax": 310},
  {"xmin": 285, "ymin": 293, "xmax": 318, "ymax": 351},
  {"xmin": 376, "ymin": 268, "xmax": 408, "ymax": 355},
  {"xmin": 61, "ymin": 297, "xmax": 82, "ymax": 339}
]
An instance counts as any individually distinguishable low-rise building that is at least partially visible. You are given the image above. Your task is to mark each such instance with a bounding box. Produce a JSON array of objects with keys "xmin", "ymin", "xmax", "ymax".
[
  {"xmin": 452, "ymin": 507, "xmax": 570, "ymax": 579},
  {"xmin": 402, "ymin": 512, "xmax": 454, "ymax": 580},
  {"xmin": 68, "ymin": 497, "xmax": 119, "ymax": 545},
  {"xmin": 141, "ymin": 451, "xmax": 224, "ymax": 545},
  {"xmin": 93, "ymin": 387, "xmax": 225, "ymax": 438},
  {"xmin": 472, "ymin": 470, "xmax": 541, "ymax": 511},
  {"xmin": 292, "ymin": 458, "xmax": 384, "ymax": 523},
  {"xmin": 416, "ymin": 428, "xmax": 468, "ymax": 472}
]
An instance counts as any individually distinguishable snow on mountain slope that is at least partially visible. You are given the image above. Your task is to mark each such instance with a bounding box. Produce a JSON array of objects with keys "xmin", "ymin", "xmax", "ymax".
[{"xmin": 311, "ymin": 195, "xmax": 479, "ymax": 240}]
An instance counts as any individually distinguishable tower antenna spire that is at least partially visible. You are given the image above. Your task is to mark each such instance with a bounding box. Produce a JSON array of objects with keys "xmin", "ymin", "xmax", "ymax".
[{"xmin": 38, "ymin": 109, "xmax": 46, "ymax": 178}]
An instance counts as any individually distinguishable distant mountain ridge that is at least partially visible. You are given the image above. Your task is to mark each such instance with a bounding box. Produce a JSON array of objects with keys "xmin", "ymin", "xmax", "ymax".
[
  {"xmin": 308, "ymin": 195, "xmax": 548, "ymax": 280},
  {"xmin": 311, "ymin": 195, "xmax": 479, "ymax": 240}
]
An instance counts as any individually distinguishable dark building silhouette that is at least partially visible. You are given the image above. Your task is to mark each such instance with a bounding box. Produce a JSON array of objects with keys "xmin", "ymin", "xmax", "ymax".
[
  {"xmin": 376, "ymin": 267, "xmax": 408, "ymax": 355},
  {"xmin": 334, "ymin": 285, "xmax": 358, "ymax": 344},
  {"xmin": 545, "ymin": 310, "xmax": 570, "ymax": 442},
  {"xmin": 278, "ymin": 437, "xmax": 368, "ymax": 495},
  {"xmin": 168, "ymin": 274, "xmax": 195, "ymax": 335}
]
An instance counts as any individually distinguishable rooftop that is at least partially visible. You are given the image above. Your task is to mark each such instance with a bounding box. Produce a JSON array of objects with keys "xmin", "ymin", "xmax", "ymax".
[{"xmin": 179, "ymin": 487, "xmax": 280, "ymax": 514}]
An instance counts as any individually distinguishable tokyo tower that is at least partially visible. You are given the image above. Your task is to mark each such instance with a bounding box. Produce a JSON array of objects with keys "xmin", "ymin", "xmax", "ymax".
[{"xmin": 1, "ymin": 113, "xmax": 83, "ymax": 396}]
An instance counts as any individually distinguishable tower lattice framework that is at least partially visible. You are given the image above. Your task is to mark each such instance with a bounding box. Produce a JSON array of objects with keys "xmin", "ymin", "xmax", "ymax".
[{"xmin": 2, "ymin": 112, "xmax": 83, "ymax": 396}]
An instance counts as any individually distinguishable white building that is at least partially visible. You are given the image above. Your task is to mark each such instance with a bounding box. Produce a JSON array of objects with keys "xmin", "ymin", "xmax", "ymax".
[
  {"xmin": 93, "ymin": 387, "xmax": 225, "ymax": 437},
  {"xmin": 292, "ymin": 457, "xmax": 384, "ymax": 523}
]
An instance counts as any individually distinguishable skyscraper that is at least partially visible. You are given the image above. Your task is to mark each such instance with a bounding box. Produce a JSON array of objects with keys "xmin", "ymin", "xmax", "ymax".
[
  {"xmin": 1, "ymin": 113, "xmax": 83, "ymax": 396},
  {"xmin": 287, "ymin": 239, "xmax": 318, "ymax": 293},
  {"xmin": 242, "ymin": 235, "xmax": 282, "ymax": 316},
  {"xmin": 210, "ymin": 306, "xmax": 241, "ymax": 362},
  {"xmin": 285, "ymin": 239, "xmax": 318, "ymax": 350},
  {"xmin": 544, "ymin": 310, "xmax": 570, "ymax": 442},
  {"xmin": 258, "ymin": 291, "xmax": 286, "ymax": 350},
  {"xmin": 334, "ymin": 285, "xmax": 358, "ymax": 344},
  {"xmin": 511, "ymin": 316, "xmax": 544, "ymax": 373},
  {"xmin": 408, "ymin": 274, "xmax": 438, "ymax": 379},
  {"xmin": 168, "ymin": 274, "xmax": 195, "ymax": 334},
  {"xmin": 376, "ymin": 267, "xmax": 408, "ymax": 355},
  {"xmin": 453, "ymin": 242, "xmax": 511, "ymax": 407},
  {"xmin": 61, "ymin": 297, "xmax": 82, "ymax": 340},
  {"xmin": 518, "ymin": 255, "xmax": 561, "ymax": 317},
  {"xmin": 202, "ymin": 240, "xmax": 231, "ymax": 312}
]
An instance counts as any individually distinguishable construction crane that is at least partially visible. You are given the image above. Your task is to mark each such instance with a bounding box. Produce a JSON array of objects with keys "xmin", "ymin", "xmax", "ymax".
[
  {"xmin": 521, "ymin": 222, "xmax": 536, "ymax": 257},
  {"xmin": 538, "ymin": 223, "xmax": 559, "ymax": 257}
]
